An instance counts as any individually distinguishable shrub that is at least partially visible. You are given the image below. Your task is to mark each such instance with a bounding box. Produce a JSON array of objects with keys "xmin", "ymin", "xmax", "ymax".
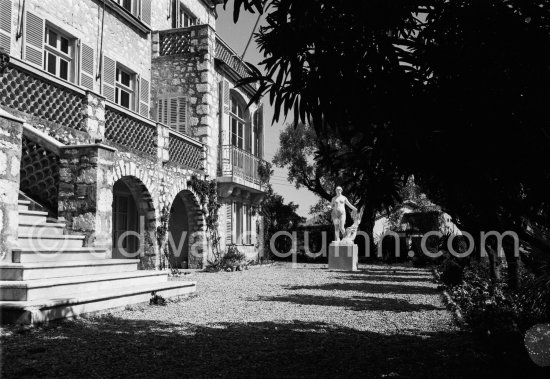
[
  {"xmin": 206, "ymin": 244, "xmax": 248, "ymax": 272},
  {"xmin": 221, "ymin": 244, "xmax": 248, "ymax": 269},
  {"xmin": 440, "ymin": 258, "xmax": 463, "ymax": 286}
]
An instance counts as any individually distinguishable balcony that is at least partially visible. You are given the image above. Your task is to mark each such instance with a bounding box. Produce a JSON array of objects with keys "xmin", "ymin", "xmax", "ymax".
[{"xmin": 218, "ymin": 145, "xmax": 266, "ymax": 193}]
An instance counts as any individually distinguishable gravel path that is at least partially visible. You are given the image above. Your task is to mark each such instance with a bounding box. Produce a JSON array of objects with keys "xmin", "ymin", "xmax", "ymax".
[{"xmin": 1, "ymin": 264, "xmax": 494, "ymax": 378}]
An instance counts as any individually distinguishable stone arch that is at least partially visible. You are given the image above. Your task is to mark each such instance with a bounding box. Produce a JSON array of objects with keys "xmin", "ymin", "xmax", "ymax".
[
  {"xmin": 112, "ymin": 175, "xmax": 157, "ymax": 269},
  {"xmin": 167, "ymin": 188, "xmax": 206, "ymax": 269}
]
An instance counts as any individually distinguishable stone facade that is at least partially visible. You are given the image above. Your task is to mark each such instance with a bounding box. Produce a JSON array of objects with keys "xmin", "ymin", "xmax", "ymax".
[
  {"xmin": 0, "ymin": 0, "xmax": 265, "ymax": 268},
  {"xmin": 0, "ymin": 111, "xmax": 23, "ymax": 260},
  {"xmin": 152, "ymin": 24, "xmax": 219, "ymax": 177}
]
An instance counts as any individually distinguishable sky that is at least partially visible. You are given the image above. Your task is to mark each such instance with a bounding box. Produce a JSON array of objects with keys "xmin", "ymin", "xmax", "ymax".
[{"xmin": 215, "ymin": 3, "xmax": 318, "ymax": 218}]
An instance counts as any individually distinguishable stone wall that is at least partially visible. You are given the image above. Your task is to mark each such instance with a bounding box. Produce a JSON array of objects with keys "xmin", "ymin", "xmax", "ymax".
[
  {"xmin": 151, "ymin": 0, "xmax": 216, "ymax": 31},
  {"xmin": 151, "ymin": 24, "xmax": 218, "ymax": 177},
  {"xmin": 0, "ymin": 111, "xmax": 23, "ymax": 261},
  {"xmin": 58, "ymin": 144, "xmax": 116, "ymax": 251},
  {"xmin": 8, "ymin": 0, "xmax": 152, "ymax": 90}
]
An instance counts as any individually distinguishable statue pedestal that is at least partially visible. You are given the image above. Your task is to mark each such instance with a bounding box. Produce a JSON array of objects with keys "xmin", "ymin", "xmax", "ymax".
[{"xmin": 328, "ymin": 243, "xmax": 358, "ymax": 271}]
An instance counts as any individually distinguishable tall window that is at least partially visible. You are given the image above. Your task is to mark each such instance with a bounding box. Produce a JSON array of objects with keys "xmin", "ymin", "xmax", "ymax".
[
  {"xmin": 233, "ymin": 202, "xmax": 252, "ymax": 245},
  {"xmin": 114, "ymin": 0, "xmax": 134, "ymax": 13},
  {"xmin": 44, "ymin": 26, "xmax": 75, "ymax": 82},
  {"xmin": 115, "ymin": 66, "xmax": 135, "ymax": 110},
  {"xmin": 230, "ymin": 95, "xmax": 245, "ymax": 150},
  {"xmin": 179, "ymin": 6, "xmax": 197, "ymax": 27}
]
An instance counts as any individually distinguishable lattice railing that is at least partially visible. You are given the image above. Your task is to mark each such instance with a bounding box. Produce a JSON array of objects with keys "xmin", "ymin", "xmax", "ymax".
[
  {"xmin": 20, "ymin": 135, "xmax": 60, "ymax": 215},
  {"xmin": 168, "ymin": 132, "xmax": 203, "ymax": 171},
  {"xmin": 215, "ymin": 37, "xmax": 252, "ymax": 79},
  {"xmin": 0, "ymin": 65, "xmax": 85, "ymax": 130},
  {"xmin": 159, "ymin": 28, "xmax": 194, "ymax": 56},
  {"xmin": 105, "ymin": 106, "xmax": 157, "ymax": 155}
]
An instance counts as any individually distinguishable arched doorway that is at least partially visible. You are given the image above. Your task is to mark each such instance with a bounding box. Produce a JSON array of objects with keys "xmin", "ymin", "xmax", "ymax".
[
  {"xmin": 112, "ymin": 176, "xmax": 156, "ymax": 264},
  {"xmin": 168, "ymin": 190, "xmax": 203, "ymax": 269}
]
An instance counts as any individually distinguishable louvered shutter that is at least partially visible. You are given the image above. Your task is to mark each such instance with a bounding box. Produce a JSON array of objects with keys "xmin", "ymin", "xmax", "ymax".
[
  {"xmin": 80, "ymin": 43, "xmax": 94, "ymax": 91},
  {"xmin": 158, "ymin": 96, "xmax": 188, "ymax": 134},
  {"xmin": 251, "ymin": 211, "xmax": 257, "ymax": 246},
  {"xmin": 257, "ymin": 103, "xmax": 264, "ymax": 158},
  {"xmin": 227, "ymin": 201, "xmax": 233, "ymax": 244},
  {"xmin": 0, "ymin": 0, "xmax": 11, "ymax": 54},
  {"xmin": 24, "ymin": 11, "xmax": 44, "ymax": 68},
  {"xmin": 173, "ymin": 97, "xmax": 188, "ymax": 134},
  {"xmin": 219, "ymin": 80, "xmax": 231, "ymax": 144},
  {"xmin": 245, "ymin": 120, "xmax": 251, "ymax": 153},
  {"xmin": 139, "ymin": 77, "xmax": 150, "ymax": 117},
  {"xmin": 157, "ymin": 98, "xmax": 167, "ymax": 124},
  {"xmin": 102, "ymin": 55, "xmax": 116, "ymax": 102},
  {"xmin": 141, "ymin": 0, "xmax": 151, "ymax": 26}
]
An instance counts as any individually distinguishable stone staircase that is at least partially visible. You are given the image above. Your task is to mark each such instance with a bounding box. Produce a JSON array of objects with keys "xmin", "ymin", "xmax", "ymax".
[{"xmin": 0, "ymin": 199, "xmax": 196, "ymax": 324}]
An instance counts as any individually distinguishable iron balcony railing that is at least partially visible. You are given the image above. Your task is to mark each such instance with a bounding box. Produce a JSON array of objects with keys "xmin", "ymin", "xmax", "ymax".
[{"xmin": 219, "ymin": 145, "xmax": 263, "ymax": 187}]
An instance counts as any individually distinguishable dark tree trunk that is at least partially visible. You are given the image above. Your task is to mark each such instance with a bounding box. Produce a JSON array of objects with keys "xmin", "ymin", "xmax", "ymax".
[
  {"xmin": 485, "ymin": 243, "xmax": 502, "ymax": 282},
  {"xmin": 356, "ymin": 205, "xmax": 377, "ymax": 260},
  {"xmin": 503, "ymin": 242, "xmax": 520, "ymax": 290}
]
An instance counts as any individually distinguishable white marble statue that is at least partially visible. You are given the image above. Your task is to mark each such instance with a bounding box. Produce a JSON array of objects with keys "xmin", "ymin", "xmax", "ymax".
[
  {"xmin": 341, "ymin": 206, "xmax": 365, "ymax": 244},
  {"xmin": 330, "ymin": 186, "xmax": 358, "ymax": 243}
]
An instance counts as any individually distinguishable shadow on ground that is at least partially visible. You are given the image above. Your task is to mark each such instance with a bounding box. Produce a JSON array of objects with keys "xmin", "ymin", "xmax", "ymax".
[
  {"xmin": 256, "ymin": 294, "xmax": 444, "ymax": 312},
  {"xmin": 2, "ymin": 265, "xmax": 548, "ymax": 378},
  {"xmin": 285, "ymin": 282, "xmax": 439, "ymax": 295},
  {"xmin": 339, "ymin": 274, "xmax": 436, "ymax": 283},
  {"xmin": 0, "ymin": 317, "xmax": 509, "ymax": 378}
]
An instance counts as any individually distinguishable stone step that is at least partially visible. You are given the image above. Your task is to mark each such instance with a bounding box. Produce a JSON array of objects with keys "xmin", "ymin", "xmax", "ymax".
[
  {"xmin": 18, "ymin": 200, "xmax": 31, "ymax": 211},
  {"xmin": 17, "ymin": 234, "xmax": 85, "ymax": 249},
  {"xmin": 0, "ymin": 280, "xmax": 197, "ymax": 324},
  {"xmin": 0, "ymin": 271, "xmax": 170, "ymax": 301},
  {"xmin": 12, "ymin": 248, "xmax": 107, "ymax": 263},
  {"xmin": 0, "ymin": 259, "xmax": 140, "ymax": 281},
  {"xmin": 18, "ymin": 210, "xmax": 49, "ymax": 225},
  {"xmin": 18, "ymin": 222, "xmax": 65, "ymax": 236}
]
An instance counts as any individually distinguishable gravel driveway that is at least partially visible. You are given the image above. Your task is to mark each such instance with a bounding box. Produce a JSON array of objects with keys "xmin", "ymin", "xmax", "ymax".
[{"xmin": 1, "ymin": 264, "xmax": 494, "ymax": 378}]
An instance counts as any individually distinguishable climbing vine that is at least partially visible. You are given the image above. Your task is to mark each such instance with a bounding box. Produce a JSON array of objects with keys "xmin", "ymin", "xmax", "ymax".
[
  {"xmin": 188, "ymin": 175, "xmax": 222, "ymax": 264},
  {"xmin": 156, "ymin": 204, "xmax": 179, "ymax": 274},
  {"xmin": 258, "ymin": 160, "xmax": 273, "ymax": 186}
]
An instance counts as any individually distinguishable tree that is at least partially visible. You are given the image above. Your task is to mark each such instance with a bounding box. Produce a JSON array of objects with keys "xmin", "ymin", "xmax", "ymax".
[
  {"xmin": 225, "ymin": 0, "xmax": 550, "ymax": 289},
  {"xmin": 410, "ymin": 0, "xmax": 550, "ymax": 289},
  {"xmin": 260, "ymin": 185, "xmax": 305, "ymax": 259},
  {"xmin": 273, "ymin": 122, "xmax": 397, "ymax": 251},
  {"xmin": 273, "ymin": 123, "xmax": 333, "ymax": 202},
  {"xmin": 226, "ymin": 0, "xmax": 427, "ymax": 253}
]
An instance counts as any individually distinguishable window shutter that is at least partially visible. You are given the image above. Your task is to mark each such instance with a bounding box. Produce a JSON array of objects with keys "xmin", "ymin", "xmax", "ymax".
[
  {"xmin": 0, "ymin": 0, "xmax": 11, "ymax": 54},
  {"xmin": 159, "ymin": 95, "xmax": 188, "ymax": 134},
  {"xmin": 80, "ymin": 43, "xmax": 94, "ymax": 91},
  {"xmin": 24, "ymin": 11, "xmax": 44, "ymax": 68},
  {"xmin": 141, "ymin": 0, "xmax": 151, "ymax": 25},
  {"xmin": 257, "ymin": 103, "xmax": 264, "ymax": 158},
  {"xmin": 245, "ymin": 120, "xmax": 251, "ymax": 153},
  {"xmin": 139, "ymin": 77, "xmax": 150, "ymax": 117},
  {"xmin": 102, "ymin": 55, "xmax": 116, "ymax": 102},
  {"xmin": 226, "ymin": 201, "xmax": 233, "ymax": 244},
  {"xmin": 219, "ymin": 80, "xmax": 231, "ymax": 144},
  {"xmin": 157, "ymin": 98, "xmax": 167, "ymax": 124},
  {"xmin": 251, "ymin": 212, "xmax": 257, "ymax": 246}
]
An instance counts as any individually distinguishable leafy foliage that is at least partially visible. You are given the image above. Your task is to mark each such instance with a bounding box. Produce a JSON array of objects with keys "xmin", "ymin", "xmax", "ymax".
[
  {"xmin": 260, "ymin": 185, "xmax": 305, "ymax": 259},
  {"xmin": 225, "ymin": 0, "xmax": 550, "ymax": 291},
  {"xmin": 156, "ymin": 204, "xmax": 180, "ymax": 274},
  {"xmin": 257, "ymin": 159, "xmax": 273, "ymax": 186},
  {"xmin": 440, "ymin": 259, "xmax": 464, "ymax": 286},
  {"xmin": 207, "ymin": 244, "xmax": 249, "ymax": 272},
  {"xmin": 188, "ymin": 176, "xmax": 222, "ymax": 264}
]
